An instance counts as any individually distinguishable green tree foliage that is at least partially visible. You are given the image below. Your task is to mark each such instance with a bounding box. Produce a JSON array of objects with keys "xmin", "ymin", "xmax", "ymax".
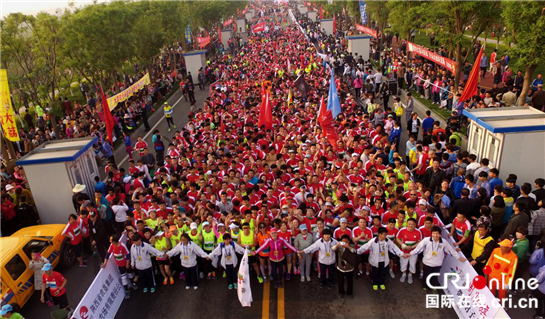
[
  {"xmin": 502, "ymin": 1, "xmax": 545, "ymax": 105},
  {"xmin": 1, "ymin": 0, "xmax": 247, "ymax": 107}
]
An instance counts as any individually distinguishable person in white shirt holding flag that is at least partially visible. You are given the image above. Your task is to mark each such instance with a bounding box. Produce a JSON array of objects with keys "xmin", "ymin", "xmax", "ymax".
[
  {"xmin": 208, "ymin": 233, "xmax": 246, "ymax": 290},
  {"xmin": 130, "ymin": 233, "xmax": 164, "ymax": 293},
  {"xmin": 407, "ymin": 226, "xmax": 466, "ymax": 292},
  {"xmin": 166, "ymin": 233, "xmax": 209, "ymax": 290}
]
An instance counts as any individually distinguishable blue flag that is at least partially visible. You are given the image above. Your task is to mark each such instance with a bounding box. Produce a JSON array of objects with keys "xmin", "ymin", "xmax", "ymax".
[
  {"xmin": 326, "ymin": 71, "xmax": 341, "ymax": 119},
  {"xmin": 186, "ymin": 20, "xmax": 193, "ymax": 44},
  {"xmin": 359, "ymin": 1, "xmax": 368, "ymax": 25}
]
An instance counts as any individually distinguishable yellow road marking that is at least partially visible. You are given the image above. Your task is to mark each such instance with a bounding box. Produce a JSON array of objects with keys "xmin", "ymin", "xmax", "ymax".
[
  {"xmin": 262, "ymin": 280, "xmax": 270, "ymax": 319},
  {"xmin": 278, "ymin": 283, "xmax": 285, "ymax": 319}
]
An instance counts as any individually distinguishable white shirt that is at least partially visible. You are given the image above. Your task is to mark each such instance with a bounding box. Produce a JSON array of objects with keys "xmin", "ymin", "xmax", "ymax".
[
  {"xmin": 410, "ymin": 237, "xmax": 459, "ymax": 267},
  {"xmin": 209, "ymin": 242, "xmax": 246, "ymax": 269},
  {"xmin": 357, "ymin": 237, "xmax": 403, "ymax": 268},
  {"xmin": 131, "ymin": 242, "xmax": 163, "ymax": 270},
  {"xmin": 112, "ymin": 202, "xmax": 129, "ymax": 223},
  {"xmin": 303, "ymin": 238, "xmax": 339, "ymax": 265},
  {"xmin": 167, "ymin": 241, "xmax": 209, "ymax": 268}
]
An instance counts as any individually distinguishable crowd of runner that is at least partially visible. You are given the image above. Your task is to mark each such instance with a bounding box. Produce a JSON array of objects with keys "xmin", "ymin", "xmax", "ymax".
[{"xmin": 2, "ymin": 3, "xmax": 545, "ymax": 318}]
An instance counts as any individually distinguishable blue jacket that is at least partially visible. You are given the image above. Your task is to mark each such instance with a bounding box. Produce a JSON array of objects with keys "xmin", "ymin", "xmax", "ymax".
[
  {"xmin": 536, "ymin": 265, "xmax": 545, "ymax": 294},
  {"xmin": 389, "ymin": 126, "xmax": 401, "ymax": 144},
  {"xmin": 530, "ymin": 249, "xmax": 545, "ymax": 277},
  {"xmin": 449, "ymin": 176, "xmax": 465, "ymax": 199},
  {"xmin": 422, "ymin": 117, "xmax": 434, "ymax": 133},
  {"xmin": 101, "ymin": 142, "xmax": 113, "ymax": 157}
]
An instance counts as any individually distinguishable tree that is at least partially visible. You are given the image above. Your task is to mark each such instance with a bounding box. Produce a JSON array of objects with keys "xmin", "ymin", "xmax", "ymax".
[
  {"xmin": 502, "ymin": 2, "xmax": 545, "ymax": 105},
  {"xmin": 366, "ymin": 1, "xmax": 390, "ymax": 47},
  {"xmin": 387, "ymin": 1, "xmax": 430, "ymax": 43},
  {"xmin": 427, "ymin": 1, "xmax": 499, "ymax": 89}
]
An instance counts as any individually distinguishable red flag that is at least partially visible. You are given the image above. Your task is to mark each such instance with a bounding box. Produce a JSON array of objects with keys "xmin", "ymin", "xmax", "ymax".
[
  {"xmin": 258, "ymin": 84, "xmax": 267, "ymax": 128},
  {"xmin": 219, "ymin": 26, "xmax": 222, "ymax": 43},
  {"xmin": 319, "ymin": 5, "xmax": 323, "ymax": 19},
  {"xmin": 333, "ymin": 16, "xmax": 336, "ymax": 36},
  {"xmin": 317, "ymin": 96, "xmax": 338, "ymax": 149},
  {"xmin": 459, "ymin": 46, "xmax": 484, "ymax": 103},
  {"xmin": 100, "ymin": 85, "xmax": 114, "ymax": 145}
]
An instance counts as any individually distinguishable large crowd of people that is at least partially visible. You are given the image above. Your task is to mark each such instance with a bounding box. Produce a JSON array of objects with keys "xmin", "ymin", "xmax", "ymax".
[{"xmin": 3, "ymin": 3, "xmax": 545, "ymax": 318}]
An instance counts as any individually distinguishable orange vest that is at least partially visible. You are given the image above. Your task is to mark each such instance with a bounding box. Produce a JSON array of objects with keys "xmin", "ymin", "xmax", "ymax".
[{"xmin": 486, "ymin": 248, "xmax": 518, "ymax": 286}]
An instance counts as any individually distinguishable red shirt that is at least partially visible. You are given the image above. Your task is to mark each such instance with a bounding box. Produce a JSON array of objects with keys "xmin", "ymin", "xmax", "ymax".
[
  {"xmin": 352, "ymin": 227, "xmax": 373, "ymax": 250},
  {"xmin": 419, "ymin": 226, "xmax": 433, "ymax": 238},
  {"xmin": 108, "ymin": 243, "xmax": 130, "ymax": 267},
  {"xmin": 381, "ymin": 211, "xmax": 398, "ymax": 225},
  {"xmin": 42, "ymin": 271, "xmax": 66, "ymax": 296},
  {"xmin": 396, "ymin": 228, "xmax": 423, "ymax": 253},
  {"xmin": 62, "ymin": 220, "xmax": 83, "ymax": 245},
  {"xmin": 386, "ymin": 227, "xmax": 399, "ymax": 241},
  {"xmin": 333, "ymin": 227, "xmax": 352, "ymax": 241}
]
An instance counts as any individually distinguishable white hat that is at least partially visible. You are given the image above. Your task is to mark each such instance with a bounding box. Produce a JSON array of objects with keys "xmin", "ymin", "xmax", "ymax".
[
  {"xmin": 418, "ymin": 199, "xmax": 429, "ymax": 206},
  {"xmin": 5, "ymin": 184, "xmax": 14, "ymax": 191},
  {"xmin": 72, "ymin": 184, "xmax": 86, "ymax": 193},
  {"xmin": 217, "ymin": 223, "xmax": 225, "ymax": 227},
  {"xmin": 229, "ymin": 223, "xmax": 239, "ymax": 230},
  {"xmin": 190, "ymin": 222, "xmax": 198, "ymax": 230},
  {"xmin": 202, "ymin": 221, "xmax": 210, "ymax": 227}
]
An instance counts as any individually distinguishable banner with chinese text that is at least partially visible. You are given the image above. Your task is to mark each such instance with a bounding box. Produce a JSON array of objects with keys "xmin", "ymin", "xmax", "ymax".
[
  {"xmin": 106, "ymin": 73, "xmax": 150, "ymax": 111},
  {"xmin": 0, "ymin": 69, "xmax": 20, "ymax": 142},
  {"xmin": 407, "ymin": 42, "xmax": 456, "ymax": 73},
  {"xmin": 355, "ymin": 23, "xmax": 377, "ymax": 38}
]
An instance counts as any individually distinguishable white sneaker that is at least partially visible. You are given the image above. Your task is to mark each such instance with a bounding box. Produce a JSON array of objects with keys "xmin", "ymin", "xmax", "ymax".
[
  {"xmin": 408, "ymin": 274, "xmax": 413, "ymax": 284},
  {"xmin": 400, "ymin": 273, "xmax": 407, "ymax": 283},
  {"xmin": 389, "ymin": 269, "xmax": 395, "ymax": 279},
  {"xmin": 419, "ymin": 271, "xmax": 424, "ymax": 280},
  {"xmin": 194, "ymin": 286, "xmax": 198, "ymax": 290},
  {"xmin": 186, "ymin": 286, "xmax": 190, "ymax": 290},
  {"xmin": 307, "ymin": 276, "xmax": 311, "ymax": 282},
  {"xmin": 301, "ymin": 276, "xmax": 305, "ymax": 282},
  {"xmin": 199, "ymin": 272, "xmax": 204, "ymax": 279}
]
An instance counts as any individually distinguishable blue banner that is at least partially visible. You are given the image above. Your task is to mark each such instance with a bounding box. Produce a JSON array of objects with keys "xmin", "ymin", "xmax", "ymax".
[
  {"xmin": 185, "ymin": 20, "xmax": 193, "ymax": 44},
  {"xmin": 359, "ymin": 0, "xmax": 367, "ymax": 25}
]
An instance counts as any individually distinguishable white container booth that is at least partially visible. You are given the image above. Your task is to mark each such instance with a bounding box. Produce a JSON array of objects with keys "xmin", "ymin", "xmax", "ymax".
[
  {"xmin": 16, "ymin": 137, "xmax": 100, "ymax": 224},
  {"xmin": 463, "ymin": 107, "xmax": 545, "ymax": 184}
]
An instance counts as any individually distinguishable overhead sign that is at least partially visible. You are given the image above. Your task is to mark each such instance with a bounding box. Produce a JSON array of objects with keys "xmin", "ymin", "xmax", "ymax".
[{"xmin": 355, "ymin": 23, "xmax": 377, "ymax": 38}]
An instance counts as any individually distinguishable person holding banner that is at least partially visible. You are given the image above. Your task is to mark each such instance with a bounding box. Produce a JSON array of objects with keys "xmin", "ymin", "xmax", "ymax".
[
  {"xmin": 407, "ymin": 226, "xmax": 466, "ymax": 292},
  {"xmin": 103, "ymin": 234, "xmax": 137, "ymax": 299},
  {"xmin": 209, "ymin": 233, "xmax": 246, "ymax": 290}
]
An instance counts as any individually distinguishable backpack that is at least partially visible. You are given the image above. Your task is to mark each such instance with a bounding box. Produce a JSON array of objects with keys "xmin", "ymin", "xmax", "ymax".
[
  {"xmin": 220, "ymin": 241, "xmax": 235, "ymax": 251},
  {"xmin": 98, "ymin": 204, "xmax": 108, "ymax": 219}
]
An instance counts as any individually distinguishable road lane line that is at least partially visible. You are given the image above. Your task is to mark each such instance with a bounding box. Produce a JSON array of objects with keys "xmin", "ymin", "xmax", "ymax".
[
  {"xmin": 102, "ymin": 93, "xmax": 185, "ymax": 181},
  {"xmin": 262, "ymin": 280, "xmax": 270, "ymax": 319},
  {"xmin": 278, "ymin": 284, "xmax": 285, "ymax": 319}
]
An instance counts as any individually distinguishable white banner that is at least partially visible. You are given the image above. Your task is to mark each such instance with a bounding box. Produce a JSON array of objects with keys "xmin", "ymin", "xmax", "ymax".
[
  {"xmin": 72, "ymin": 234, "xmax": 127, "ymax": 319},
  {"xmin": 237, "ymin": 249, "xmax": 252, "ymax": 307},
  {"xmin": 437, "ymin": 226, "xmax": 510, "ymax": 319}
]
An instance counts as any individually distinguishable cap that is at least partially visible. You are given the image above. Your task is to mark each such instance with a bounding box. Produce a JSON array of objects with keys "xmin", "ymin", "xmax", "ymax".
[
  {"xmin": 202, "ymin": 221, "xmax": 210, "ymax": 227},
  {"xmin": 190, "ymin": 222, "xmax": 198, "ymax": 230},
  {"xmin": 72, "ymin": 184, "xmax": 86, "ymax": 193},
  {"xmin": 418, "ymin": 199, "xmax": 429, "ymax": 206},
  {"xmin": 229, "ymin": 223, "xmax": 239, "ymax": 230},
  {"xmin": 281, "ymin": 205, "xmax": 289, "ymax": 209},
  {"xmin": 5, "ymin": 184, "xmax": 14, "ymax": 191},
  {"xmin": 325, "ymin": 201, "xmax": 333, "ymax": 206},
  {"xmin": 155, "ymin": 231, "xmax": 164, "ymax": 237},
  {"xmin": 0, "ymin": 305, "xmax": 13, "ymax": 316},
  {"xmin": 362, "ymin": 206, "xmax": 371, "ymax": 211},
  {"xmin": 299, "ymin": 224, "xmax": 308, "ymax": 231},
  {"xmin": 270, "ymin": 228, "xmax": 278, "ymax": 233},
  {"xmin": 217, "ymin": 223, "xmax": 225, "ymax": 227},
  {"xmin": 339, "ymin": 217, "xmax": 348, "ymax": 223},
  {"xmin": 498, "ymin": 239, "xmax": 513, "ymax": 248},
  {"xmin": 42, "ymin": 263, "xmax": 53, "ymax": 271}
]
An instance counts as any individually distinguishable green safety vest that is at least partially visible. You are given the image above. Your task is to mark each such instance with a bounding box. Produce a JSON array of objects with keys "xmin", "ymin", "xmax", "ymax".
[
  {"xmin": 202, "ymin": 229, "xmax": 216, "ymax": 251},
  {"xmin": 170, "ymin": 232, "xmax": 182, "ymax": 247},
  {"xmin": 155, "ymin": 237, "xmax": 168, "ymax": 252},
  {"xmin": 188, "ymin": 230, "xmax": 202, "ymax": 247},
  {"xmin": 230, "ymin": 229, "xmax": 240, "ymax": 241},
  {"xmin": 240, "ymin": 231, "xmax": 255, "ymax": 250}
]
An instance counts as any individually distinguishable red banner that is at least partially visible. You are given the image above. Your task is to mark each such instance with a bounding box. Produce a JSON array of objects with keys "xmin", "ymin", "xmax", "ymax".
[
  {"xmin": 197, "ymin": 36, "xmax": 211, "ymax": 49},
  {"xmin": 252, "ymin": 22, "xmax": 266, "ymax": 33},
  {"xmin": 223, "ymin": 19, "xmax": 233, "ymax": 27},
  {"xmin": 407, "ymin": 41, "xmax": 456, "ymax": 73},
  {"xmin": 355, "ymin": 23, "xmax": 377, "ymax": 38}
]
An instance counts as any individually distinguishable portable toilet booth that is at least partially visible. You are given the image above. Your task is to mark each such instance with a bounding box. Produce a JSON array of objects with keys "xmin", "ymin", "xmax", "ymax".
[
  {"xmin": 307, "ymin": 11, "xmax": 317, "ymax": 22},
  {"xmin": 320, "ymin": 19, "xmax": 334, "ymax": 36},
  {"xmin": 236, "ymin": 18, "xmax": 246, "ymax": 33},
  {"xmin": 220, "ymin": 29, "xmax": 233, "ymax": 49},
  {"xmin": 347, "ymin": 35, "xmax": 372, "ymax": 62},
  {"xmin": 16, "ymin": 137, "xmax": 100, "ymax": 224},
  {"xmin": 463, "ymin": 107, "xmax": 545, "ymax": 184},
  {"xmin": 183, "ymin": 50, "xmax": 207, "ymax": 82}
]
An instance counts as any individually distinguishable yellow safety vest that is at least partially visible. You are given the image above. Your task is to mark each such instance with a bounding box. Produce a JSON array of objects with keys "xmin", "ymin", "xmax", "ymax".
[
  {"xmin": 472, "ymin": 235, "xmax": 494, "ymax": 263},
  {"xmin": 240, "ymin": 231, "xmax": 255, "ymax": 250},
  {"xmin": 188, "ymin": 230, "xmax": 201, "ymax": 247},
  {"xmin": 170, "ymin": 232, "xmax": 182, "ymax": 247}
]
